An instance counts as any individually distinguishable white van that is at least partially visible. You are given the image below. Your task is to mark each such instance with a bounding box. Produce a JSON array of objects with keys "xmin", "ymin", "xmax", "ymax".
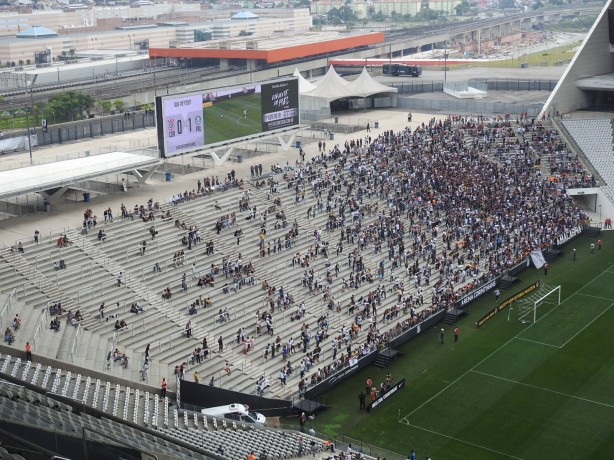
[{"xmin": 201, "ymin": 403, "xmax": 266, "ymax": 425}]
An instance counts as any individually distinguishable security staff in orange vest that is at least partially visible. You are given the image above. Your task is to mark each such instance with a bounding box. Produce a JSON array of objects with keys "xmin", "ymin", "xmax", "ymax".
[{"xmin": 25, "ymin": 342, "xmax": 32, "ymax": 361}]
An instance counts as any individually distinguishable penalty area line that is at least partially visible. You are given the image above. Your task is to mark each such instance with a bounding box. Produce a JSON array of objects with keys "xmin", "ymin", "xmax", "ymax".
[
  {"xmin": 514, "ymin": 337, "xmax": 560, "ymax": 348},
  {"xmin": 471, "ymin": 370, "xmax": 614, "ymax": 410},
  {"xmin": 399, "ymin": 270, "xmax": 614, "ymax": 431},
  {"xmin": 559, "ymin": 300, "xmax": 614, "ymax": 348},
  {"xmin": 574, "ymin": 293, "xmax": 614, "ymax": 302},
  {"xmin": 400, "ymin": 421, "xmax": 523, "ymax": 459}
]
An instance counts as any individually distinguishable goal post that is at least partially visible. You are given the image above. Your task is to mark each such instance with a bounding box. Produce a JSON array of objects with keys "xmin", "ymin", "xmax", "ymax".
[{"xmin": 517, "ymin": 285, "xmax": 561, "ymax": 324}]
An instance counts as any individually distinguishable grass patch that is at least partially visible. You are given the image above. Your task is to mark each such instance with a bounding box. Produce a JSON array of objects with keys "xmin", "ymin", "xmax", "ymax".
[
  {"xmin": 304, "ymin": 233, "xmax": 614, "ymax": 459},
  {"xmin": 451, "ymin": 42, "xmax": 582, "ymax": 70}
]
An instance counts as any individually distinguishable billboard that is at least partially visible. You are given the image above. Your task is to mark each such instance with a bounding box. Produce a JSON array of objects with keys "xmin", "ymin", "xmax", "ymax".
[
  {"xmin": 261, "ymin": 80, "xmax": 300, "ymax": 132},
  {"xmin": 156, "ymin": 78, "xmax": 299, "ymax": 158}
]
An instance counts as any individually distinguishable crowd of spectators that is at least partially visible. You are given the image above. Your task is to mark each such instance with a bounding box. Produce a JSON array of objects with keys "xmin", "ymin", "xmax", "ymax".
[
  {"xmin": 265, "ymin": 115, "xmax": 589, "ymax": 395},
  {"xmin": 31, "ymin": 115, "xmax": 590, "ymax": 407}
]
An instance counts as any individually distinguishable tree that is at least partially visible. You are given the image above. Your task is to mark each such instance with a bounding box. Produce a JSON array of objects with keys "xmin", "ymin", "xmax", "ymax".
[
  {"xmin": 371, "ymin": 11, "xmax": 385, "ymax": 21},
  {"xmin": 113, "ymin": 99, "xmax": 126, "ymax": 113},
  {"xmin": 101, "ymin": 101, "xmax": 112, "ymax": 115},
  {"xmin": 312, "ymin": 15, "xmax": 327, "ymax": 26},
  {"xmin": 33, "ymin": 102, "xmax": 43, "ymax": 125},
  {"xmin": 415, "ymin": 7, "xmax": 443, "ymax": 21},
  {"xmin": 328, "ymin": 5, "xmax": 357, "ymax": 23},
  {"xmin": 455, "ymin": 0, "xmax": 470, "ymax": 15},
  {"xmin": 46, "ymin": 91, "xmax": 95, "ymax": 123},
  {"xmin": 499, "ymin": 0, "xmax": 516, "ymax": 9}
]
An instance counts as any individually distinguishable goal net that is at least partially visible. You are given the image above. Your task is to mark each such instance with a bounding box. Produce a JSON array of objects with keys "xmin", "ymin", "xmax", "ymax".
[{"xmin": 517, "ymin": 284, "xmax": 561, "ymax": 324}]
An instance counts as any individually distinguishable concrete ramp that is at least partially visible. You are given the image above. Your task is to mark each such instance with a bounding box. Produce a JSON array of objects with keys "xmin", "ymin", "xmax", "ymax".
[{"xmin": 443, "ymin": 80, "xmax": 488, "ymax": 99}]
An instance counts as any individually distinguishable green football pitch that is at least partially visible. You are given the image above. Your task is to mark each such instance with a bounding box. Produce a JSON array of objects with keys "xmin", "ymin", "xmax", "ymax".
[
  {"xmin": 203, "ymin": 92, "xmax": 262, "ymax": 145},
  {"xmin": 307, "ymin": 233, "xmax": 614, "ymax": 459}
]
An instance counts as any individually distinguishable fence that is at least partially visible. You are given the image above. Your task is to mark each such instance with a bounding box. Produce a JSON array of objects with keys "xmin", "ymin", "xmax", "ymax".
[
  {"xmin": 398, "ymin": 97, "xmax": 545, "ymax": 117},
  {"xmin": 388, "ymin": 78, "xmax": 557, "ymax": 95},
  {"xmin": 5, "ymin": 111, "xmax": 156, "ymax": 149}
]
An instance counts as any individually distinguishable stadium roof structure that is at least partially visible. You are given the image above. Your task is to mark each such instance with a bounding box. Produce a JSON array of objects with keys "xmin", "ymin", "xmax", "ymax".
[
  {"xmin": 542, "ymin": 0, "xmax": 614, "ymax": 115},
  {"xmin": 148, "ymin": 32, "xmax": 384, "ymax": 64},
  {"xmin": 575, "ymin": 74, "xmax": 614, "ymax": 91},
  {"xmin": 0, "ymin": 152, "xmax": 159, "ymax": 201},
  {"xmin": 15, "ymin": 25, "xmax": 58, "ymax": 39}
]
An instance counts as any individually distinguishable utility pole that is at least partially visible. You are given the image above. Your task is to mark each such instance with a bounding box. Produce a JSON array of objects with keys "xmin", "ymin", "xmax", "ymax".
[{"xmin": 24, "ymin": 74, "xmax": 37, "ymax": 165}]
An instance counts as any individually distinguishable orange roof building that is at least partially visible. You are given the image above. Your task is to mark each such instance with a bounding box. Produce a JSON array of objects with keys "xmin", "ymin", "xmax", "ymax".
[{"xmin": 149, "ymin": 32, "xmax": 384, "ymax": 66}]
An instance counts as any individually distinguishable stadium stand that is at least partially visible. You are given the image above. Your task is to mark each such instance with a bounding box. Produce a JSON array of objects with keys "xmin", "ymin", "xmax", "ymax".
[
  {"xmin": 563, "ymin": 118, "xmax": 614, "ymax": 200},
  {"xmin": 0, "ymin": 115, "xmax": 594, "ymax": 459}
]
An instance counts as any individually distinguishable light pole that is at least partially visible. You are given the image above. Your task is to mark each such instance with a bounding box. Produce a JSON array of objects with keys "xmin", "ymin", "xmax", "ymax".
[
  {"xmin": 443, "ymin": 50, "xmax": 449, "ymax": 82},
  {"xmin": 24, "ymin": 74, "xmax": 37, "ymax": 165},
  {"xmin": 599, "ymin": 204, "xmax": 602, "ymax": 225}
]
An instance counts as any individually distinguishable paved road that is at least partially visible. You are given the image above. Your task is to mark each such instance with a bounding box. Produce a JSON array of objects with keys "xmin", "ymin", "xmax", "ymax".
[{"xmin": 379, "ymin": 64, "xmax": 566, "ymax": 84}]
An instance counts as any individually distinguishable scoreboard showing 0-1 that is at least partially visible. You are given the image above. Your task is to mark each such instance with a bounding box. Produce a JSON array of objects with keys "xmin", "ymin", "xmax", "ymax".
[
  {"xmin": 156, "ymin": 78, "xmax": 299, "ymax": 158},
  {"xmin": 162, "ymin": 94, "xmax": 204, "ymax": 155}
]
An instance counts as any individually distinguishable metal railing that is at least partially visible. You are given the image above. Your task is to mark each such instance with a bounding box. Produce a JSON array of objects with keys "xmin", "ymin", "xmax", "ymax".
[
  {"xmin": 0, "ymin": 287, "xmax": 16, "ymax": 328},
  {"xmin": 277, "ymin": 422, "xmax": 394, "ymax": 459},
  {"xmin": 70, "ymin": 324, "xmax": 83, "ymax": 363},
  {"xmin": 55, "ymin": 262, "xmax": 94, "ymax": 285}
]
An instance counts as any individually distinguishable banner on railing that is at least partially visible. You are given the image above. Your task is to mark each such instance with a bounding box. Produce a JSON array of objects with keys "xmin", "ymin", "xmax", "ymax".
[
  {"xmin": 555, "ymin": 226, "xmax": 582, "ymax": 246},
  {"xmin": 530, "ymin": 250, "xmax": 547, "ymax": 269},
  {"xmin": 367, "ymin": 378, "xmax": 405, "ymax": 412},
  {"xmin": 455, "ymin": 276, "xmax": 501, "ymax": 310},
  {"xmin": 476, "ymin": 281, "xmax": 541, "ymax": 328}
]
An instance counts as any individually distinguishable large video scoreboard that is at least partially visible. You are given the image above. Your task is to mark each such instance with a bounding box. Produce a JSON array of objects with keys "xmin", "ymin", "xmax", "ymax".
[{"xmin": 155, "ymin": 78, "xmax": 299, "ymax": 158}]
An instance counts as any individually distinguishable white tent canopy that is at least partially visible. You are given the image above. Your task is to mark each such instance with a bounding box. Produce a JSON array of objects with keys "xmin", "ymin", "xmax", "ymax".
[
  {"xmin": 293, "ymin": 68, "xmax": 317, "ymax": 94},
  {"xmin": 302, "ymin": 66, "xmax": 352, "ymax": 102},
  {"xmin": 346, "ymin": 67, "xmax": 399, "ymax": 98},
  {"xmin": 300, "ymin": 66, "xmax": 398, "ymax": 120}
]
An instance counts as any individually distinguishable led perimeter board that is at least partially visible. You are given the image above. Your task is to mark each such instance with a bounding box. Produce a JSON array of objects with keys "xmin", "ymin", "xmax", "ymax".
[{"xmin": 156, "ymin": 78, "xmax": 299, "ymax": 158}]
